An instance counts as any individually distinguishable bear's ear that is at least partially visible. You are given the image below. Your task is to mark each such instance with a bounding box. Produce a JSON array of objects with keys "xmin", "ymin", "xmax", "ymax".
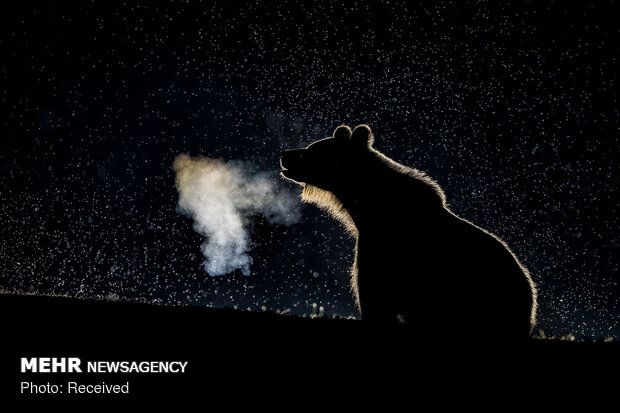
[
  {"xmin": 333, "ymin": 125, "xmax": 352, "ymax": 141},
  {"xmin": 351, "ymin": 124, "xmax": 374, "ymax": 148}
]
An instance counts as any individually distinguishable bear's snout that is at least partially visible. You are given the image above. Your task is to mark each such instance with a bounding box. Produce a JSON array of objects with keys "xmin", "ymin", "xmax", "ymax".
[
  {"xmin": 280, "ymin": 149, "xmax": 305, "ymax": 170},
  {"xmin": 280, "ymin": 149, "xmax": 308, "ymax": 183}
]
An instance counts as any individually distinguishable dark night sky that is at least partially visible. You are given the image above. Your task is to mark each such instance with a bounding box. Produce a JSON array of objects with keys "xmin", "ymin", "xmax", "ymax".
[{"xmin": 1, "ymin": 1, "xmax": 618, "ymax": 338}]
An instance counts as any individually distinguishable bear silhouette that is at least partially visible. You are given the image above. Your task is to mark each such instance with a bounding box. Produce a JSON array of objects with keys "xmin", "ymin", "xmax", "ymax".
[{"xmin": 281, "ymin": 124, "xmax": 537, "ymax": 340}]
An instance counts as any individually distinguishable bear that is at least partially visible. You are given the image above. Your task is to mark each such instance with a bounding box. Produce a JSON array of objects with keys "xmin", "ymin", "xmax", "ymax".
[{"xmin": 281, "ymin": 124, "xmax": 537, "ymax": 340}]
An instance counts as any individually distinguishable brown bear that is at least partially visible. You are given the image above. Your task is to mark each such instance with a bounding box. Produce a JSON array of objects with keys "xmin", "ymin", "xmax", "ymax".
[{"xmin": 281, "ymin": 124, "xmax": 537, "ymax": 340}]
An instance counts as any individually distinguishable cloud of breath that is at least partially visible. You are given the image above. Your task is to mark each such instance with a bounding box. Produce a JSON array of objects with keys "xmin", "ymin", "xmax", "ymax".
[{"xmin": 173, "ymin": 154, "xmax": 301, "ymax": 276}]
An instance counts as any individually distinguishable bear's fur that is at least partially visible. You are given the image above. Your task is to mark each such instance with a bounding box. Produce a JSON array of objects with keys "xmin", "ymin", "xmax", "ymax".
[{"xmin": 281, "ymin": 125, "xmax": 537, "ymax": 339}]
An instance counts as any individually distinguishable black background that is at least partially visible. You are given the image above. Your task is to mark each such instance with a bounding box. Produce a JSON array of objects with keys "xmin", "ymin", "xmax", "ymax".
[{"xmin": 1, "ymin": 1, "xmax": 618, "ymax": 340}]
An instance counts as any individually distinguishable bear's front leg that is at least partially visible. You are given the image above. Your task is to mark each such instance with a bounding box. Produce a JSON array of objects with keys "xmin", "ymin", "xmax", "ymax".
[
  {"xmin": 356, "ymin": 269, "xmax": 399, "ymax": 323},
  {"xmin": 355, "ymin": 238, "xmax": 400, "ymax": 324}
]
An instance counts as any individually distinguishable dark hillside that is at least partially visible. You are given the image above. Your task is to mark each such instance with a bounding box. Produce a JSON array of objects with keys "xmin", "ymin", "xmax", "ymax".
[{"xmin": 0, "ymin": 293, "xmax": 616, "ymax": 408}]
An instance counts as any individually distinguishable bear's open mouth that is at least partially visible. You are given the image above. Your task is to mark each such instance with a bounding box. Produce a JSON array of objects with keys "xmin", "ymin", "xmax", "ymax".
[{"xmin": 280, "ymin": 167, "xmax": 304, "ymax": 183}]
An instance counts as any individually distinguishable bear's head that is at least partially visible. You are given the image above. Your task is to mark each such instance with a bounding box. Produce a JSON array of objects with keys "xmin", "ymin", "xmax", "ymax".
[{"xmin": 280, "ymin": 124, "xmax": 374, "ymax": 192}]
